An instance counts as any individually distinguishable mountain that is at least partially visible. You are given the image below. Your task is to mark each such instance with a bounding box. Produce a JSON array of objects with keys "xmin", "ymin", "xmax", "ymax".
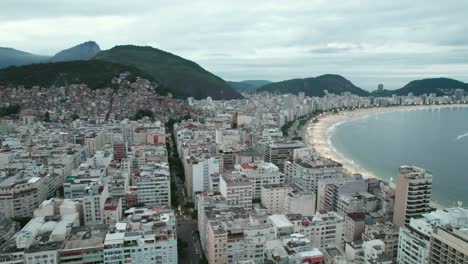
[
  {"xmin": 0, "ymin": 60, "xmax": 153, "ymax": 89},
  {"xmin": 257, "ymin": 74, "xmax": 370, "ymax": 96},
  {"xmin": 227, "ymin": 80, "xmax": 272, "ymax": 92},
  {"xmin": 49, "ymin": 41, "xmax": 101, "ymax": 62},
  {"xmin": 0, "ymin": 48, "xmax": 50, "ymax": 68},
  {"xmin": 93, "ymin": 45, "xmax": 242, "ymax": 100}
]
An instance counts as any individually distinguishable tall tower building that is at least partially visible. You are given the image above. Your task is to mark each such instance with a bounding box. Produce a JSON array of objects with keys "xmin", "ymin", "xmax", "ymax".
[{"xmin": 392, "ymin": 165, "xmax": 432, "ymax": 228}]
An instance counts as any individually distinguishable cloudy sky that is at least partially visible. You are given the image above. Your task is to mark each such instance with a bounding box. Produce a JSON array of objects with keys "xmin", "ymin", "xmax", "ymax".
[{"xmin": 2, "ymin": 0, "xmax": 468, "ymax": 90}]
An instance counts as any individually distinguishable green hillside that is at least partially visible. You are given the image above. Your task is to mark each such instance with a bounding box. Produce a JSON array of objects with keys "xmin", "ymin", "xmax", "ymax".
[
  {"xmin": 257, "ymin": 74, "xmax": 369, "ymax": 96},
  {"xmin": 93, "ymin": 45, "xmax": 242, "ymax": 100},
  {"xmin": 0, "ymin": 60, "xmax": 153, "ymax": 89},
  {"xmin": 227, "ymin": 80, "xmax": 272, "ymax": 92}
]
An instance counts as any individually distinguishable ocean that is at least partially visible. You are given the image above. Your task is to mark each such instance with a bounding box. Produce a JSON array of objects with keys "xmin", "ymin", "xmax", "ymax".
[{"xmin": 328, "ymin": 106, "xmax": 468, "ymax": 207}]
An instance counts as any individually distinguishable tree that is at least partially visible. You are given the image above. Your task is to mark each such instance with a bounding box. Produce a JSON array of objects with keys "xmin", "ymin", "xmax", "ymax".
[
  {"xmin": 44, "ymin": 111, "xmax": 50, "ymax": 122},
  {"xmin": 191, "ymin": 210, "xmax": 198, "ymax": 220},
  {"xmin": 0, "ymin": 105, "xmax": 20, "ymax": 117},
  {"xmin": 133, "ymin": 109, "xmax": 154, "ymax": 121}
]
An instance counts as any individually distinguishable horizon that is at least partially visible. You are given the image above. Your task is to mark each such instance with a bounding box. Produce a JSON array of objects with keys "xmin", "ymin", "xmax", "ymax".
[{"xmin": 2, "ymin": 0, "xmax": 468, "ymax": 90}]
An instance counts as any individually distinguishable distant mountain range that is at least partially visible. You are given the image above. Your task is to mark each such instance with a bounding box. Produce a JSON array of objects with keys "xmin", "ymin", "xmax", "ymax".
[
  {"xmin": 49, "ymin": 41, "xmax": 101, "ymax": 62},
  {"xmin": 1, "ymin": 41, "xmax": 467, "ymax": 99},
  {"xmin": 256, "ymin": 75, "xmax": 468, "ymax": 97},
  {"xmin": 227, "ymin": 80, "xmax": 272, "ymax": 92},
  {"xmin": 372, "ymin": 78, "xmax": 468, "ymax": 96},
  {"xmin": 0, "ymin": 41, "xmax": 101, "ymax": 67},
  {"xmin": 257, "ymin": 74, "xmax": 370, "ymax": 97},
  {"xmin": 0, "ymin": 48, "xmax": 50, "ymax": 68}
]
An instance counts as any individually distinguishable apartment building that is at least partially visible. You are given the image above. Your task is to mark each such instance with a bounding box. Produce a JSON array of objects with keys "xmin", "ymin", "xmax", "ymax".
[
  {"xmin": 260, "ymin": 184, "xmax": 291, "ymax": 214},
  {"xmin": 263, "ymin": 139, "xmax": 306, "ymax": 172},
  {"xmin": 236, "ymin": 162, "xmax": 285, "ymax": 199},
  {"xmin": 0, "ymin": 174, "xmax": 47, "ymax": 218},
  {"xmin": 220, "ymin": 173, "xmax": 253, "ymax": 211},
  {"xmin": 285, "ymin": 156, "xmax": 344, "ymax": 191},
  {"xmin": 393, "ymin": 165, "xmax": 432, "ymax": 228},
  {"xmin": 132, "ymin": 163, "xmax": 170, "ymax": 207}
]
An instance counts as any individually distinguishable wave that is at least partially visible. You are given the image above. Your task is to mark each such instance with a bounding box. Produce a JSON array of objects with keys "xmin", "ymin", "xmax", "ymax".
[{"xmin": 455, "ymin": 132, "xmax": 468, "ymax": 141}]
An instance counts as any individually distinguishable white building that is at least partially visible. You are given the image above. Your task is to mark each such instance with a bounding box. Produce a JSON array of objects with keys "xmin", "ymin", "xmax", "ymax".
[
  {"xmin": 103, "ymin": 208, "xmax": 178, "ymax": 264},
  {"xmin": 184, "ymin": 156, "xmax": 220, "ymax": 198},
  {"xmin": 133, "ymin": 163, "xmax": 171, "ymax": 207},
  {"xmin": 82, "ymin": 184, "xmax": 109, "ymax": 225},
  {"xmin": 283, "ymin": 185, "xmax": 316, "ymax": 216},
  {"xmin": 236, "ymin": 162, "xmax": 285, "ymax": 199}
]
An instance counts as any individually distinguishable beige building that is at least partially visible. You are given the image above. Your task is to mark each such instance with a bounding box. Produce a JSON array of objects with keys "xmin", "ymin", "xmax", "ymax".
[
  {"xmin": 0, "ymin": 175, "xmax": 47, "ymax": 218},
  {"xmin": 219, "ymin": 173, "xmax": 253, "ymax": 210},
  {"xmin": 429, "ymin": 225, "xmax": 468, "ymax": 264},
  {"xmin": 393, "ymin": 165, "xmax": 432, "ymax": 228},
  {"xmin": 260, "ymin": 184, "xmax": 291, "ymax": 214}
]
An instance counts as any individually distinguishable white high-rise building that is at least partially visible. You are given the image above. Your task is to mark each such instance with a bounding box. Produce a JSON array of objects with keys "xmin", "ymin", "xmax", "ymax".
[
  {"xmin": 184, "ymin": 156, "xmax": 220, "ymax": 198},
  {"xmin": 82, "ymin": 184, "xmax": 109, "ymax": 225}
]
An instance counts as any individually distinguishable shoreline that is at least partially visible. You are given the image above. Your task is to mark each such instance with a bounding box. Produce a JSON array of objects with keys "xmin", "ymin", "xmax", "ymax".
[{"xmin": 305, "ymin": 104, "xmax": 468, "ymax": 208}]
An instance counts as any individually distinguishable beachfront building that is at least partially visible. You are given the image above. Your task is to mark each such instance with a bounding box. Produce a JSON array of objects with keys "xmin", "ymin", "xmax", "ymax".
[
  {"xmin": 397, "ymin": 207, "xmax": 468, "ymax": 264},
  {"xmin": 393, "ymin": 165, "xmax": 432, "ymax": 228}
]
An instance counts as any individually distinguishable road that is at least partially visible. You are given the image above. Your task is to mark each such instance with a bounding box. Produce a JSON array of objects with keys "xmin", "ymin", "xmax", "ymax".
[{"xmin": 167, "ymin": 131, "xmax": 203, "ymax": 264}]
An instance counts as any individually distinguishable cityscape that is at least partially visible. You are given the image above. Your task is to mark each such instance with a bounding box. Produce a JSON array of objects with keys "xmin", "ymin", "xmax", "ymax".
[{"xmin": 1, "ymin": 1, "xmax": 468, "ymax": 264}]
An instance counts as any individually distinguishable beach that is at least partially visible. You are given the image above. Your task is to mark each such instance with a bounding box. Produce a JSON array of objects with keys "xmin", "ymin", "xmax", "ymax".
[{"xmin": 305, "ymin": 104, "xmax": 468, "ymax": 180}]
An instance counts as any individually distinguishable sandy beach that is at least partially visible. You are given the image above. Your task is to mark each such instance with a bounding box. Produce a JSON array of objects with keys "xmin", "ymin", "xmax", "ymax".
[{"xmin": 306, "ymin": 104, "xmax": 468, "ymax": 180}]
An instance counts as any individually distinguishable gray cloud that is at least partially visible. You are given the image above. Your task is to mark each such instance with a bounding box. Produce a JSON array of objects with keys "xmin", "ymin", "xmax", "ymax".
[{"xmin": 1, "ymin": 0, "xmax": 468, "ymax": 90}]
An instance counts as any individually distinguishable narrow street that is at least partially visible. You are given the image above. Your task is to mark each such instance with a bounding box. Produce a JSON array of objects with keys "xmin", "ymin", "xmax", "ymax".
[{"xmin": 167, "ymin": 126, "xmax": 203, "ymax": 264}]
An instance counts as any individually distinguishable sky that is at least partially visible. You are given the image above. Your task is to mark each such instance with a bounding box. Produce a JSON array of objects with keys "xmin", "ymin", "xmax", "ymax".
[{"xmin": 1, "ymin": 0, "xmax": 468, "ymax": 90}]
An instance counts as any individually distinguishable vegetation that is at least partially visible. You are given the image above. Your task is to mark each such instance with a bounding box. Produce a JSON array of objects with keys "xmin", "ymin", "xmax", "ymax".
[
  {"xmin": 281, "ymin": 120, "xmax": 294, "ymax": 137},
  {"xmin": 227, "ymin": 80, "xmax": 272, "ymax": 92},
  {"xmin": 0, "ymin": 104, "xmax": 20, "ymax": 117},
  {"xmin": 133, "ymin": 109, "xmax": 155, "ymax": 121},
  {"xmin": 372, "ymin": 77, "xmax": 468, "ymax": 96},
  {"xmin": 191, "ymin": 210, "xmax": 198, "ymax": 220},
  {"xmin": 94, "ymin": 45, "xmax": 243, "ymax": 100},
  {"xmin": 0, "ymin": 60, "xmax": 153, "ymax": 89},
  {"xmin": 258, "ymin": 74, "xmax": 370, "ymax": 97}
]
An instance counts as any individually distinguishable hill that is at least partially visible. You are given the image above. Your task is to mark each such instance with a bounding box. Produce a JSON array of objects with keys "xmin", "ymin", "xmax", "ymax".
[
  {"xmin": 257, "ymin": 74, "xmax": 369, "ymax": 96},
  {"xmin": 49, "ymin": 41, "xmax": 101, "ymax": 62},
  {"xmin": 93, "ymin": 45, "xmax": 242, "ymax": 100},
  {"xmin": 0, "ymin": 48, "xmax": 50, "ymax": 68},
  {"xmin": 227, "ymin": 80, "xmax": 272, "ymax": 92},
  {"xmin": 0, "ymin": 60, "xmax": 153, "ymax": 89}
]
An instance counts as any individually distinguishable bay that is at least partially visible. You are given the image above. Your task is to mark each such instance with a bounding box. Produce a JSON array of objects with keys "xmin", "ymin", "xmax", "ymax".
[{"xmin": 329, "ymin": 106, "xmax": 468, "ymax": 207}]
